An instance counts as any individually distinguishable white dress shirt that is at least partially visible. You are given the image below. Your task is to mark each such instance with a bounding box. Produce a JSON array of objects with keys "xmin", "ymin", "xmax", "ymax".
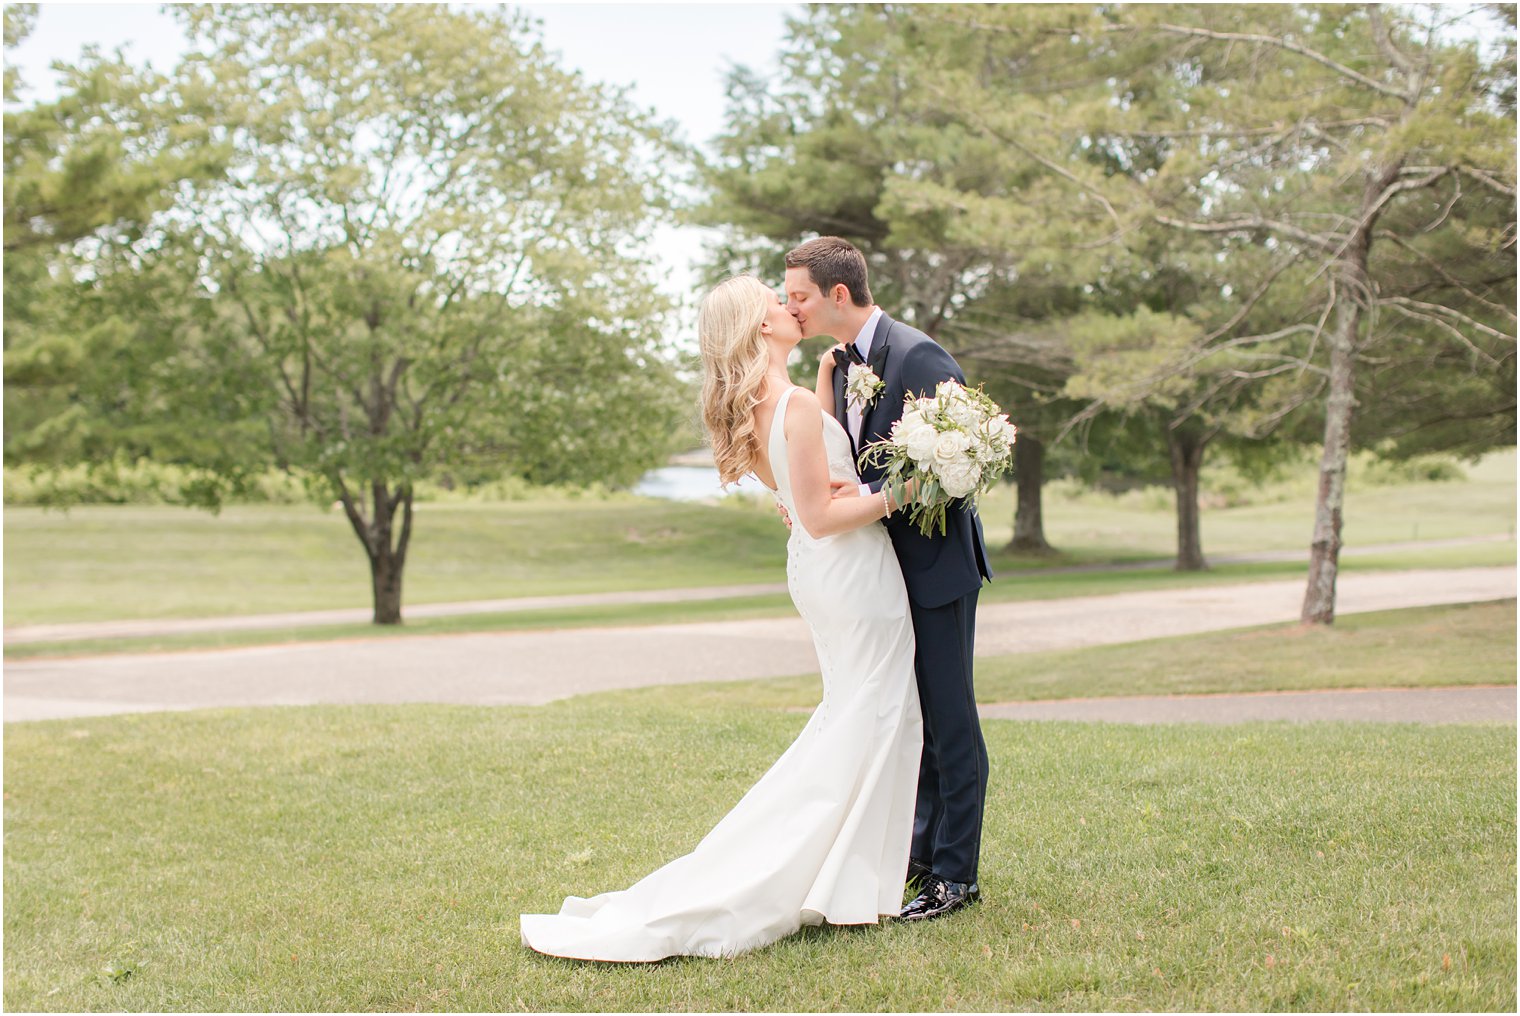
[{"xmin": 846, "ymin": 307, "xmax": 883, "ymax": 497}]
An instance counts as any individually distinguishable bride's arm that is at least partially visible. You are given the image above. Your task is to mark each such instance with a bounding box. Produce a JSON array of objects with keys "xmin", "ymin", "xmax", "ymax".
[
  {"xmin": 814, "ymin": 346, "xmax": 840, "ymax": 418},
  {"xmin": 784, "ymin": 388, "xmax": 896, "ymax": 539}
]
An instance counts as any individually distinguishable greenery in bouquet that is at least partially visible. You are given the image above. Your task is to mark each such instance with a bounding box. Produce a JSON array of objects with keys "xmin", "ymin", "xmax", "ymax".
[{"xmin": 861, "ymin": 381, "xmax": 1017, "ymax": 536}]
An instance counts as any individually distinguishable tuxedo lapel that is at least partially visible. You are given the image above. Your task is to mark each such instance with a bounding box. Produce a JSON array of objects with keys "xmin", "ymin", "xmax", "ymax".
[
  {"xmin": 832, "ymin": 356, "xmax": 850, "ymax": 438},
  {"xmin": 868, "ymin": 313, "xmax": 894, "ymax": 373},
  {"xmin": 860, "ymin": 315, "xmax": 895, "ymax": 442}
]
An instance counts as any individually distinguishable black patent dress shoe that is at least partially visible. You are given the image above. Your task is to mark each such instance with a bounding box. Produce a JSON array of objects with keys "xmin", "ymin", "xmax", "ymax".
[
  {"xmin": 898, "ymin": 876, "xmax": 981, "ymax": 921},
  {"xmin": 906, "ymin": 857, "xmax": 933, "ymax": 891}
]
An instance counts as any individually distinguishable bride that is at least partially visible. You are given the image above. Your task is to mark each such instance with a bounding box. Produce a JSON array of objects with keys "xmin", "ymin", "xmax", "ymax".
[{"xmin": 519, "ymin": 275, "xmax": 922, "ymax": 962}]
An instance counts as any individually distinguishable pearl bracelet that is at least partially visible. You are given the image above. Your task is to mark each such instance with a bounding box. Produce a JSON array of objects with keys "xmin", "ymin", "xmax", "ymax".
[{"xmin": 881, "ymin": 488, "xmax": 892, "ymax": 518}]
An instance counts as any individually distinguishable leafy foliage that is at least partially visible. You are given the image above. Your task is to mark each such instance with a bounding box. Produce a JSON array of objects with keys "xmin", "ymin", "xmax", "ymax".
[
  {"xmin": 4, "ymin": 4, "xmax": 691, "ymax": 622},
  {"xmin": 794, "ymin": 3, "xmax": 1518, "ymax": 604}
]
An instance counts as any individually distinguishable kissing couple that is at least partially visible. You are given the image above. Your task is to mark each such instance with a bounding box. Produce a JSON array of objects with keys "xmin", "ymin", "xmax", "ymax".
[{"xmin": 522, "ymin": 236, "xmax": 994, "ymax": 962}]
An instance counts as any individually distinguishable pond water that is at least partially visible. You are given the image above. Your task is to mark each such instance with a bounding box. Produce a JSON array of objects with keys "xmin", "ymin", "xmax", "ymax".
[{"xmin": 632, "ymin": 466, "xmax": 770, "ymax": 502}]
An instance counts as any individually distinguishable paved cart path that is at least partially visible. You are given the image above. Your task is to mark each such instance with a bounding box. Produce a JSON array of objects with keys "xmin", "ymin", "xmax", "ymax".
[
  {"xmin": 6, "ymin": 534, "xmax": 1510, "ymax": 646},
  {"xmin": 4, "ymin": 566, "xmax": 1511, "ymax": 723}
]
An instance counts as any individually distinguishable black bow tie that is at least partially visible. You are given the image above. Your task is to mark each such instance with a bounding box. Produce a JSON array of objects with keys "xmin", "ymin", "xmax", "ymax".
[{"xmin": 831, "ymin": 342, "xmax": 866, "ymax": 370}]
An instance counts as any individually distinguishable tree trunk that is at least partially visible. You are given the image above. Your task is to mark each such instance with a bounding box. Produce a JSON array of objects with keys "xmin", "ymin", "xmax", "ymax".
[
  {"xmin": 370, "ymin": 543, "xmax": 404, "ymax": 624},
  {"xmin": 1008, "ymin": 434, "xmax": 1057, "ymax": 554},
  {"xmin": 1303, "ymin": 146, "xmax": 1390, "ymax": 625},
  {"xmin": 335, "ymin": 478, "xmax": 415, "ymax": 625},
  {"xmin": 1302, "ymin": 296, "xmax": 1359, "ymax": 625},
  {"xmin": 1168, "ymin": 425, "xmax": 1208, "ymax": 571}
]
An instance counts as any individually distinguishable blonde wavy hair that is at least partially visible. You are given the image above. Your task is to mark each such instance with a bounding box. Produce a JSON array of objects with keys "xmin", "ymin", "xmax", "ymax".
[{"xmin": 698, "ymin": 275, "xmax": 773, "ymax": 485}]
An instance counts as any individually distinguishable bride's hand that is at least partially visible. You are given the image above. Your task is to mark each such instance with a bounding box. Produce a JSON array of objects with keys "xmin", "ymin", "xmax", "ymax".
[{"xmin": 816, "ymin": 345, "xmax": 843, "ymax": 383}]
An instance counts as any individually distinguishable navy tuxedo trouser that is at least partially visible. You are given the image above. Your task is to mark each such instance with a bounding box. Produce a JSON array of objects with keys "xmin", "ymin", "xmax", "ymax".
[{"xmin": 908, "ymin": 588, "xmax": 987, "ymax": 886}]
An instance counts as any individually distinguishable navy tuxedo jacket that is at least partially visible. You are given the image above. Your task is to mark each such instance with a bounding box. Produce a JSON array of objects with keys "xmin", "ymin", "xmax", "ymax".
[{"xmin": 833, "ymin": 313, "xmax": 993, "ymax": 609}]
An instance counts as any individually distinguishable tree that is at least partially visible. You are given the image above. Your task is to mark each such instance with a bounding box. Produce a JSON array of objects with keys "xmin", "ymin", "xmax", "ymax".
[
  {"xmin": 874, "ymin": 2, "xmax": 1277, "ymax": 571},
  {"xmin": 946, "ymin": 276, "xmax": 1086, "ymax": 557},
  {"xmin": 700, "ymin": 4, "xmax": 1101, "ymax": 556},
  {"xmin": 1108, "ymin": 3, "xmax": 1516, "ymax": 622},
  {"xmin": 1051, "ymin": 228, "xmax": 1328, "ymax": 572},
  {"xmin": 899, "ymin": 3, "xmax": 1516, "ymax": 616},
  {"xmin": 748, "ymin": 2, "xmax": 1304, "ymax": 571},
  {"xmin": 11, "ymin": 4, "xmax": 689, "ymax": 624},
  {"xmin": 4, "ymin": 3, "xmax": 232, "ymax": 466},
  {"xmin": 3, "ymin": 5, "xmax": 229, "ymax": 254}
]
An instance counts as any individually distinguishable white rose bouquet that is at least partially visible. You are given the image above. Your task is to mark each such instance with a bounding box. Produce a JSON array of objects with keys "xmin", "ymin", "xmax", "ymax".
[{"xmin": 860, "ymin": 380, "xmax": 1017, "ymax": 536}]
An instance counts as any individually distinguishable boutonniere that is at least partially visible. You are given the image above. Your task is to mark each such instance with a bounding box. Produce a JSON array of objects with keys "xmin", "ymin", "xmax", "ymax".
[{"xmin": 845, "ymin": 362, "xmax": 886, "ymax": 410}]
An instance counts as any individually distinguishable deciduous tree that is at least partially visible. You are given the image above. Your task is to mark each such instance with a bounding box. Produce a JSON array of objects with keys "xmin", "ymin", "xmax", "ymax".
[{"xmin": 8, "ymin": 4, "xmax": 688, "ymax": 624}]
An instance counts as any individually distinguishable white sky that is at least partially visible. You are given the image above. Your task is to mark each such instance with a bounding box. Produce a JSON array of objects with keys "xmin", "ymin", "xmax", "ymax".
[{"xmin": 6, "ymin": 1, "xmax": 801, "ymax": 311}]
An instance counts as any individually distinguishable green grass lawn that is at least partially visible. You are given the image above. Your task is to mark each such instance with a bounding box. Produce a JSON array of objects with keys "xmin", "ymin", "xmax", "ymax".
[
  {"xmin": 974, "ymin": 599, "xmax": 1519, "ymax": 701},
  {"xmin": 6, "ymin": 451, "xmax": 1514, "ymax": 627},
  {"xmin": 2, "ymin": 498, "xmax": 791, "ymax": 625},
  {"xmin": 4, "ymin": 703, "xmax": 1513, "ymax": 1012},
  {"xmin": 5, "ymin": 602, "xmax": 1515, "ymax": 1010},
  {"xmin": 605, "ymin": 600, "xmax": 1518, "ymax": 713},
  {"xmin": 974, "ymin": 448, "xmax": 1518, "ymax": 554}
]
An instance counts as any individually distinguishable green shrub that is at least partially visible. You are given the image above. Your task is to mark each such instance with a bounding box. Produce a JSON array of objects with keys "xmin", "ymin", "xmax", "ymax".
[
  {"xmin": 1356, "ymin": 454, "xmax": 1467, "ymax": 486},
  {"xmin": 2, "ymin": 461, "xmax": 308, "ymax": 508},
  {"xmin": 2, "ymin": 462, "xmax": 639, "ymax": 508}
]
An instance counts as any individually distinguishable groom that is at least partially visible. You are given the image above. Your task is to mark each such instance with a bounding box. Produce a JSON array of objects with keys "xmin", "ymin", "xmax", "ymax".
[{"xmin": 784, "ymin": 236, "xmax": 993, "ymax": 921}]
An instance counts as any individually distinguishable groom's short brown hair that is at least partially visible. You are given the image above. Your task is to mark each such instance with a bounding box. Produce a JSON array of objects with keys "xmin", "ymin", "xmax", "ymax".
[{"xmin": 785, "ymin": 236, "xmax": 873, "ymax": 307}]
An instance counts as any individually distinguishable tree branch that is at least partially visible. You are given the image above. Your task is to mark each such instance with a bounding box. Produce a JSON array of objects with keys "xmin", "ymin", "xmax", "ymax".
[
  {"xmin": 332, "ymin": 474, "xmax": 373, "ymax": 554},
  {"xmin": 1376, "ymin": 230, "xmax": 1517, "ymax": 323},
  {"xmin": 1381, "ymin": 294, "xmax": 1516, "ymax": 348},
  {"xmin": 1153, "ymin": 212, "xmax": 1340, "ymax": 253},
  {"xmin": 1364, "ymin": 165, "xmax": 1451, "ymax": 225},
  {"xmin": 1367, "ymin": 4, "xmax": 1420, "ymax": 78},
  {"xmin": 1149, "ymin": 21, "xmax": 1415, "ymax": 102},
  {"xmin": 1243, "ymin": 380, "xmax": 1327, "ymax": 436},
  {"xmin": 1381, "ymin": 303, "xmax": 1506, "ymax": 368},
  {"xmin": 1055, "ymin": 397, "xmax": 1107, "ymax": 443},
  {"xmin": 1108, "ymin": 116, "xmax": 1392, "ymax": 140},
  {"xmin": 1458, "ymin": 164, "xmax": 1517, "ymax": 197},
  {"xmin": 1419, "ymin": 173, "xmax": 1462, "ymax": 233},
  {"xmin": 1198, "ymin": 253, "xmax": 1303, "ymax": 346},
  {"xmin": 922, "ymin": 78, "xmax": 1127, "ymax": 239}
]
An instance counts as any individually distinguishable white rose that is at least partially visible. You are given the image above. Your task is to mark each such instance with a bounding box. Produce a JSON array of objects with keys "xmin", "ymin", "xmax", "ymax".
[
  {"xmin": 947, "ymin": 399, "xmax": 981, "ymax": 429},
  {"xmin": 978, "ymin": 417, "xmax": 1012, "ymax": 457},
  {"xmin": 892, "ymin": 412, "xmax": 925, "ymax": 441},
  {"xmin": 901, "ymin": 419, "xmax": 940, "ymax": 466},
  {"xmin": 846, "ymin": 363, "xmax": 884, "ymax": 407},
  {"xmin": 937, "ymin": 459, "xmax": 982, "ymax": 498},
  {"xmin": 893, "ymin": 410, "xmax": 932, "ymax": 447},
  {"xmin": 932, "ymin": 429, "xmax": 972, "ymax": 466},
  {"xmin": 935, "ymin": 380, "xmax": 966, "ymax": 402}
]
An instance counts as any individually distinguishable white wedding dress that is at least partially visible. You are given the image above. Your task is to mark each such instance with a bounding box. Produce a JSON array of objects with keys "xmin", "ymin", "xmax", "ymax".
[{"xmin": 520, "ymin": 387, "xmax": 923, "ymax": 962}]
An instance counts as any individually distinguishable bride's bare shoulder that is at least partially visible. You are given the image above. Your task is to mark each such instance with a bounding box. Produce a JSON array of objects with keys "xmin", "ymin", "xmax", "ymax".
[
  {"xmin": 783, "ymin": 386, "xmax": 822, "ymax": 413},
  {"xmin": 780, "ymin": 386, "xmax": 825, "ymax": 440}
]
